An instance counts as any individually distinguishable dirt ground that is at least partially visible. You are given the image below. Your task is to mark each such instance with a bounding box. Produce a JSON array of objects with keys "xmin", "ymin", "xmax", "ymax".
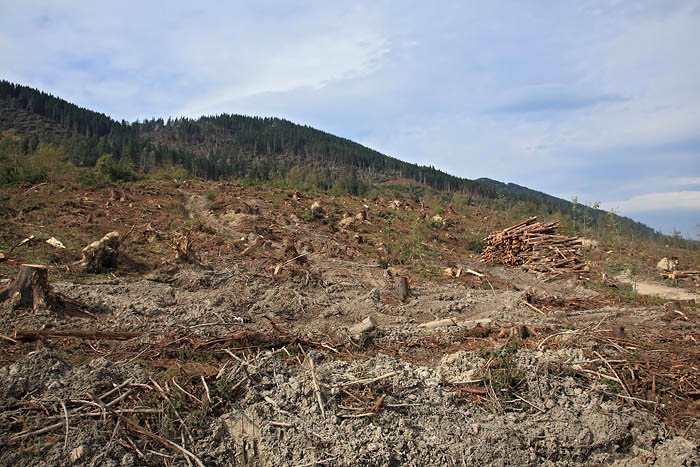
[
  {"xmin": 0, "ymin": 180, "xmax": 698, "ymax": 466},
  {"xmin": 615, "ymin": 271, "xmax": 699, "ymax": 301}
]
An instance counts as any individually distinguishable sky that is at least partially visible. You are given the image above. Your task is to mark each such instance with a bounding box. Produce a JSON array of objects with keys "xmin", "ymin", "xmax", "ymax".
[{"xmin": 1, "ymin": 1, "xmax": 699, "ymax": 238}]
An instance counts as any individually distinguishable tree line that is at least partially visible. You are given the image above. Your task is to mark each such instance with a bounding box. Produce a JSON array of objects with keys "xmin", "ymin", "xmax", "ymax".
[{"xmin": 0, "ymin": 80, "xmax": 674, "ymax": 242}]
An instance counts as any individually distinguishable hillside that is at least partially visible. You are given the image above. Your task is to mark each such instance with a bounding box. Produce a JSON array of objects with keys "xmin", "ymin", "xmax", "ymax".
[
  {"xmin": 1, "ymin": 80, "xmax": 700, "ymax": 465},
  {"xmin": 0, "ymin": 173, "xmax": 698, "ymax": 465},
  {"xmin": 0, "ymin": 80, "xmax": 669, "ymax": 241}
]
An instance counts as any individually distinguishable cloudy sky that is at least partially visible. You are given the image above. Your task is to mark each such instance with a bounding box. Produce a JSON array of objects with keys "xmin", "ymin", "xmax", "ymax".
[{"xmin": 1, "ymin": 1, "xmax": 699, "ymax": 238}]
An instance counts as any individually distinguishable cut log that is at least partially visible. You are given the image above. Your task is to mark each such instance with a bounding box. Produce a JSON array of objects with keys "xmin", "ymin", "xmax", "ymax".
[
  {"xmin": 14, "ymin": 329, "xmax": 140, "ymax": 341},
  {"xmin": 0, "ymin": 264, "xmax": 96, "ymax": 317},
  {"xmin": 419, "ymin": 318, "xmax": 493, "ymax": 330},
  {"xmin": 395, "ymin": 276, "xmax": 409, "ymax": 302},
  {"xmin": 418, "ymin": 318, "xmax": 457, "ymax": 329},
  {"xmin": 349, "ymin": 316, "xmax": 376, "ymax": 336},
  {"xmin": 480, "ymin": 217, "xmax": 588, "ymax": 280}
]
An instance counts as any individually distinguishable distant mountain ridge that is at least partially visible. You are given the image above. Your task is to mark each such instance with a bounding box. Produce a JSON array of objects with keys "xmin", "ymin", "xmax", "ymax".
[{"xmin": 0, "ymin": 80, "xmax": 661, "ymax": 239}]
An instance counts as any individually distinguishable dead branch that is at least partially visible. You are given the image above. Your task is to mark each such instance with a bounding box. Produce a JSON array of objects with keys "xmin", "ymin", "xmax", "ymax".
[{"xmin": 14, "ymin": 329, "xmax": 140, "ymax": 341}]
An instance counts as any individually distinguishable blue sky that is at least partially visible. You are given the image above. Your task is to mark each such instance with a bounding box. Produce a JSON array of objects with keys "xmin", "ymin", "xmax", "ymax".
[{"xmin": 1, "ymin": 1, "xmax": 699, "ymax": 238}]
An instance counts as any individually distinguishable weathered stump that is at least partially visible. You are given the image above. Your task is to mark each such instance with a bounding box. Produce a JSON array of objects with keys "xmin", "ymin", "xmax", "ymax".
[
  {"xmin": 80, "ymin": 231, "xmax": 121, "ymax": 272},
  {"xmin": 395, "ymin": 276, "xmax": 409, "ymax": 303},
  {"xmin": 172, "ymin": 231, "xmax": 199, "ymax": 263},
  {"xmin": 0, "ymin": 264, "xmax": 50, "ymax": 311},
  {"xmin": 0, "ymin": 264, "xmax": 96, "ymax": 317}
]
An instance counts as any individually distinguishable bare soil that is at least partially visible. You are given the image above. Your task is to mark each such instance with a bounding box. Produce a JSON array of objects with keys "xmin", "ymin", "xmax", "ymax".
[
  {"xmin": 616, "ymin": 271, "xmax": 700, "ymax": 301},
  {"xmin": 0, "ymin": 180, "xmax": 698, "ymax": 466}
]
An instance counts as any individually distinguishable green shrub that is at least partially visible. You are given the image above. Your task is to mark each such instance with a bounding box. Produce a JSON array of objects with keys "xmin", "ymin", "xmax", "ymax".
[
  {"xmin": 466, "ymin": 232, "xmax": 486, "ymax": 253},
  {"xmin": 95, "ymin": 154, "xmax": 136, "ymax": 182},
  {"xmin": 155, "ymin": 164, "xmax": 191, "ymax": 181}
]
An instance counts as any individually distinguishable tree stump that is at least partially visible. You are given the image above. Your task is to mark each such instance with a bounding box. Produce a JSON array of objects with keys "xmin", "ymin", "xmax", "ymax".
[
  {"xmin": 0, "ymin": 264, "xmax": 51, "ymax": 311},
  {"xmin": 0, "ymin": 264, "xmax": 95, "ymax": 317},
  {"xmin": 79, "ymin": 231, "xmax": 121, "ymax": 273},
  {"xmin": 172, "ymin": 231, "xmax": 199, "ymax": 263},
  {"xmin": 395, "ymin": 276, "xmax": 409, "ymax": 303}
]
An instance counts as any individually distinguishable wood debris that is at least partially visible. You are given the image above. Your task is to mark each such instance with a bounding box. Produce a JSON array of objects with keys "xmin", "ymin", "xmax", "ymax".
[
  {"xmin": 661, "ymin": 270, "xmax": 700, "ymax": 281},
  {"xmin": 481, "ymin": 217, "xmax": 589, "ymax": 279},
  {"xmin": 349, "ymin": 316, "xmax": 376, "ymax": 336},
  {"xmin": 45, "ymin": 237, "xmax": 65, "ymax": 249},
  {"xmin": 13, "ymin": 329, "xmax": 139, "ymax": 341}
]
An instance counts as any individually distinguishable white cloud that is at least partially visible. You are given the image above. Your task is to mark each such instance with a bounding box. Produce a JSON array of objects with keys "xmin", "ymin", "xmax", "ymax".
[
  {"xmin": 601, "ymin": 191, "xmax": 700, "ymax": 213},
  {"xmin": 1, "ymin": 0, "xmax": 699, "ymax": 236},
  {"xmin": 671, "ymin": 176, "xmax": 700, "ymax": 187}
]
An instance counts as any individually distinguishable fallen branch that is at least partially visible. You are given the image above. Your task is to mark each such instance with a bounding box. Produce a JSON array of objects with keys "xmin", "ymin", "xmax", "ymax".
[
  {"xmin": 269, "ymin": 421, "xmax": 295, "ymax": 428},
  {"xmin": 337, "ymin": 412, "xmax": 376, "ymax": 419},
  {"xmin": 337, "ymin": 372, "xmax": 397, "ymax": 387},
  {"xmin": 307, "ymin": 353, "xmax": 326, "ymax": 418},
  {"xmin": 112, "ymin": 410, "xmax": 205, "ymax": 467},
  {"xmin": 523, "ymin": 301, "xmax": 546, "ymax": 315},
  {"xmin": 274, "ymin": 252, "xmax": 312, "ymax": 275},
  {"xmin": 594, "ymin": 351, "xmax": 634, "ymax": 400},
  {"xmin": 14, "ymin": 329, "xmax": 141, "ymax": 341},
  {"xmin": 513, "ymin": 394, "xmax": 545, "ymax": 413},
  {"xmin": 9, "ymin": 421, "xmax": 65, "ymax": 442},
  {"xmin": 0, "ymin": 333, "xmax": 17, "ymax": 344},
  {"xmin": 171, "ymin": 378, "xmax": 203, "ymax": 405},
  {"xmin": 61, "ymin": 400, "xmax": 69, "ymax": 451}
]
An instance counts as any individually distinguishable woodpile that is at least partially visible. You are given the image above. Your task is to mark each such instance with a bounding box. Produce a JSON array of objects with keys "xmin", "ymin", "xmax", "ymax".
[
  {"xmin": 481, "ymin": 217, "xmax": 589, "ymax": 279},
  {"xmin": 661, "ymin": 270, "xmax": 700, "ymax": 281}
]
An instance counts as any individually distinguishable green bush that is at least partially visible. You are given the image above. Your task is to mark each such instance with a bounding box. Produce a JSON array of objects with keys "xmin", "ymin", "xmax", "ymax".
[
  {"xmin": 0, "ymin": 131, "xmax": 74, "ymax": 185},
  {"xmin": 466, "ymin": 232, "xmax": 486, "ymax": 253},
  {"xmin": 95, "ymin": 154, "xmax": 136, "ymax": 182},
  {"xmin": 155, "ymin": 164, "xmax": 191, "ymax": 181}
]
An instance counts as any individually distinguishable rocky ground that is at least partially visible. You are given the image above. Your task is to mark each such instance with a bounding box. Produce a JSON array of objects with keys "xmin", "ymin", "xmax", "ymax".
[{"xmin": 0, "ymin": 180, "xmax": 698, "ymax": 466}]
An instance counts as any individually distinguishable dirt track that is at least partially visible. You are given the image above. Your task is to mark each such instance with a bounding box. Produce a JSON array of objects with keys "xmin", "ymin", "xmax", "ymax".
[{"xmin": 616, "ymin": 271, "xmax": 699, "ymax": 301}]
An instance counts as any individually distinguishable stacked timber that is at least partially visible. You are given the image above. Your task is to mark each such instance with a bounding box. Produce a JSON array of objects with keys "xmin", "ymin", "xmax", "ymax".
[
  {"xmin": 481, "ymin": 217, "xmax": 589, "ymax": 279},
  {"xmin": 661, "ymin": 271, "xmax": 700, "ymax": 281}
]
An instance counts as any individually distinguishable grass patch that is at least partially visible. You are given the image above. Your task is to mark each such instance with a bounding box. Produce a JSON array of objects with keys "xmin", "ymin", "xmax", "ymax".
[{"xmin": 479, "ymin": 339, "xmax": 525, "ymax": 401}]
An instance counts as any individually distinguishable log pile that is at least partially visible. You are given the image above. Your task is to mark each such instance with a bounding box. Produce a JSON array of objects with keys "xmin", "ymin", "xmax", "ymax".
[
  {"xmin": 481, "ymin": 217, "xmax": 589, "ymax": 279},
  {"xmin": 661, "ymin": 270, "xmax": 700, "ymax": 281}
]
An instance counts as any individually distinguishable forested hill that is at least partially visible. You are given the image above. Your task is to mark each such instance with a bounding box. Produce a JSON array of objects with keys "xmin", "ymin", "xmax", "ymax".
[
  {"xmin": 0, "ymin": 80, "xmax": 662, "ymax": 240},
  {"xmin": 0, "ymin": 80, "xmax": 493, "ymax": 196}
]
